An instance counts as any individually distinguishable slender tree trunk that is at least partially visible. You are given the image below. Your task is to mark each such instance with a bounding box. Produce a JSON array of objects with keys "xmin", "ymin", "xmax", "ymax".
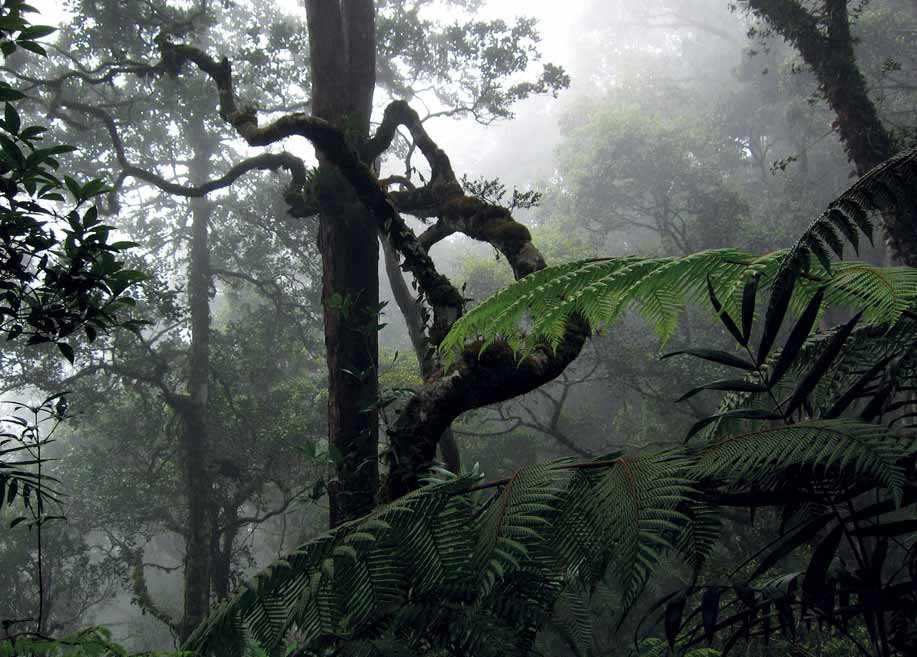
[
  {"xmin": 210, "ymin": 515, "xmax": 237, "ymax": 600},
  {"xmin": 381, "ymin": 235, "xmax": 461, "ymax": 473},
  {"xmin": 306, "ymin": 0, "xmax": 380, "ymax": 526},
  {"xmin": 178, "ymin": 112, "xmax": 214, "ymax": 642}
]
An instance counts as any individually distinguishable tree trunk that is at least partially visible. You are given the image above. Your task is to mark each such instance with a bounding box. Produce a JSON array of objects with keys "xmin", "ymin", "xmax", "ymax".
[
  {"xmin": 210, "ymin": 514, "xmax": 237, "ymax": 601},
  {"xmin": 177, "ymin": 112, "xmax": 214, "ymax": 642},
  {"xmin": 306, "ymin": 0, "xmax": 380, "ymax": 527},
  {"xmin": 381, "ymin": 235, "xmax": 461, "ymax": 473}
]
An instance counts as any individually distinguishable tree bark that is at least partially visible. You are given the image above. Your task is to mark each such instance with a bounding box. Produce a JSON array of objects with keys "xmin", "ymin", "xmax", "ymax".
[
  {"xmin": 210, "ymin": 515, "xmax": 237, "ymax": 601},
  {"xmin": 306, "ymin": 0, "xmax": 381, "ymax": 526},
  {"xmin": 381, "ymin": 234, "xmax": 461, "ymax": 473},
  {"xmin": 177, "ymin": 111, "xmax": 214, "ymax": 642}
]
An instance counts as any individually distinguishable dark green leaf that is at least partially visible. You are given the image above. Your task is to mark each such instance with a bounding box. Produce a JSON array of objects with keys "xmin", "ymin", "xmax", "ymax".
[
  {"xmin": 0, "ymin": 85, "xmax": 24, "ymax": 102},
  {"xmin": 741, "ymin": 274, "xmax": 759, "ymax": 344},
  {"xmin": 4, "ymin": 102, "xmax": 20, "ymax": 134},
  {"xmin": 17, "ymin": 24, "xmax": 55, "ymax": 40},
  {"xmin": 706, "ymin": 275, "xmax": 745, "ymax": 346},
  {"xmin": 311, "ymin": 478, "xmax": 326, "ymax": 501},
  {"xmin": 0, "ymin": 133, "xmax": 24, "ymax": 165},
  {"xmin": 684, "ymin": 409, "xmax": 782, "ymax": 442},
  {"xmin": 701, "ymin": 586, "xmax": 721, "ymax": 644},
  {"xmin": 676, "ymin": 378, "xmax": 767, "ymax": 403},
  {"xmin": 756, "ymin": 270, "xmax": 796, "ymax": 366},
  {"xmin": 56, "ymin": 342, "xmax": 74, "ymax": 364},
  {"xmin": 0, "ymin": 15, "xmax": 26, "ymax": 31},
  {"xmin": 801, "ymin": 524, "xmax": 843, "ymax": 610},
  {"xmin": 16, "ymin": 39, "xmax": 46, "ymax": 56},
  {"xmin": 768, "ymin": 287, "xmax": 825, "ymax": 388},
  {"xmin": 662, "ymin": 348, "xmax": 756, "ymax": 371},
  {"xmin": 665, "ymin": 593, "xmax": 687, "ymax": 650},
  {"xmin": 784, "ymin": 312, "xmax": 862, "ymax": 417},
  {"xmin": 859, "ymin": 355, "xmax": 902, "ymax": 422},
  {"xmin": 823, "ymin": 354, "xmax": 895, "ymax": 419},
  {"xmin": 749, "ymin": 513, "xmax": 834, "ymax": 581}
]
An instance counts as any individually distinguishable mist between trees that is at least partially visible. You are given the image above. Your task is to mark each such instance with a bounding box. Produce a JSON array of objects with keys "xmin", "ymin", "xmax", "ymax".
[{"xmin": 1, "ymin": 1, "xmax": 916, "ymax": 656}]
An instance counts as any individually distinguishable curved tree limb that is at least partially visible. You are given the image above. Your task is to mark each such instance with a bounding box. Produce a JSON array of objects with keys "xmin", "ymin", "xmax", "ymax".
[
  {"xmin": 55, "ymin": 99, "xmax": 307, "ymax": 209},
  {"xmin": 150, "ymin": 40, "xmax": 590, "ymax": 498},
  {"xmin": 157, "ymin": 40, "xmax": 466, "ymax": 346}
]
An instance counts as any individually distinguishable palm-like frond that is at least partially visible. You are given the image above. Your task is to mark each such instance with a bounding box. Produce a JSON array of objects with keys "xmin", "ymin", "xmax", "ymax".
[
  {"xmin": 783, "ymin": 146, "xmax": 917, "ymax": 274},
  {"xmin": 702, "ymin": 319, "xmax": 917, "ymax": 441},
  {"xmin": 440, "ymin": 249, "xmax": 917, "ymax": 365},
  {"xmin": 692, "ymin": 420, "xmax": 917, "ymax": 500},
  {"xmin": 185, "ymin": 456, "xmax": 695, "ymax": 657}
]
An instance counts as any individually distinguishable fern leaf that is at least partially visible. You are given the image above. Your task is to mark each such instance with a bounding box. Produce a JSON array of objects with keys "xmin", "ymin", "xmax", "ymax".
[{"xmin": 782, "ymin": 146, "xmax": 917, "ymax": 274}]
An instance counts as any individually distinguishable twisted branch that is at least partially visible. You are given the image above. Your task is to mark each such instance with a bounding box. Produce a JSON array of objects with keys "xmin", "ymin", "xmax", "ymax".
[
  {"xmin": 56, "ymin": 99, "xmax": 307, "ymax": 206},
  {"xmin": 151, "ymin": 40, "xmax": 589, "ymax": 497}
]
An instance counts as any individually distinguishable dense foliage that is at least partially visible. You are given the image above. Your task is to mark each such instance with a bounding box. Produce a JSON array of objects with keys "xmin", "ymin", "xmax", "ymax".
[
  {"xmin": 1, "ymin": 1, "xmax": 916, "ymax": 656},
  {"xmin": 0, "ymin": 0, "xmax": 141, "ymax": 523}
]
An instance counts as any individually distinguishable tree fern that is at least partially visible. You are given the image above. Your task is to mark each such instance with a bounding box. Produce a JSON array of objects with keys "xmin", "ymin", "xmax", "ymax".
[
  {"xmin": 440, "ymin": 249, "xmax": 917, "ymax": 365},
  {"xmin": 184, "ymin": 457, "xmax": 696, "ymax": 657},
  {"xmin": 184, "ymin": 150, "xmax": 917, "ymax": 657},
  {"xmin": 782, "ymin": 146, "xmax": 917, "ymax": 274},
  {"xmin": 692, "ymin": 420, "xmax": 916, "ymax": 500},
  {"xmin": 443, "ymin": 147, "xmax": 917, "ymax": 366}
]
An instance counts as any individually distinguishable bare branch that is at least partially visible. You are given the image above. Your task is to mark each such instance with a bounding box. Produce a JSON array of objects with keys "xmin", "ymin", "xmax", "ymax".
[{"xmin": 56, "ymin": 99, "xmax": 307, "ymax": 204}]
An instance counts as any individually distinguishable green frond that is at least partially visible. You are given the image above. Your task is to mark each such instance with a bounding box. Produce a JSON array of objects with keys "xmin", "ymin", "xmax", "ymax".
[
  {"xmin": 473, "ymin": 463, "xmax": 567, "ymax": 594},
  {"xmin": 782, "ymin": 146, "xmax": 917, "ymax": 273},
  {"xmin": 600, "ymin": 454, "xmax": 695, "ymax": 611},
  {"xmin": 185, "ymin": 455, "xmax": 697, "ymax": 657},
  {"xmin": 441, "ymin": 246, "xmax": 916, "ymax": 364},
  {"xmin": 550, "ymin": 582, "xmax": 594, "ymax": 657},
  {"xmin": 675, "ymin": 500, "xmax": 722, "ymax": 574},
  {"xmin": 801, "ymin": 262, "xmax": 917, "ymax": 325},
  {"xmin": 692, "ymin": 419, "xmax": 917, "ymax": 500}
]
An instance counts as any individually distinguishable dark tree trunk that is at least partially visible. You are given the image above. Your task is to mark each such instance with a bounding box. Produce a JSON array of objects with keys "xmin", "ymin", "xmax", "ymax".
[
  {"xmin": 381, "ymin": 235, "xmax": 461, "ymax": 473},
  {"xmin": 746, "ymin": 0, "xmax": 895, "ymax": 173},
  {"xmin": 177, "ymin": 112, "xmax": 215, "ymax": 642},
  {"xmin": 153, "ymin": 20, "xmax": 588, "ymax": 510},
  {"xmin": 306, "ymin": 0, "xmax": 380, "ymax": 526},
  {"xmin": 210, "ymin": 514, "xmax": 237, "ymax": 601}
]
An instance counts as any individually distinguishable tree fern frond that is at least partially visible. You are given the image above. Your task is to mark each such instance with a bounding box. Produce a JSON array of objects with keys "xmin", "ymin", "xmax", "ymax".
[
  {"xmin": 441, "ymin": 247, "xmax": 916, "ymax": 365},
  {"xmin": 473, "ymin": 462, "xmax": 567, "ymax": 595},
  {"xmin": 550, "ymin": 582, "xmax": 594, "ymax": 657},
  {"xmin": 185, "ymin": 455, "xmax": 698, "ymax": 657},
  {"xmin": 585, "ymin": 453, "xmax": 694, "ymax": 612},
  {"xmin": 675, "ymin": 500, "xmax": 722, "ymax": 574},
  {"xmin": 692, "ymin": 420, "xmax": 917, "ymax": 499},
  {"xmin": 782, "ymin": 146, "xmax": 917, "ymax": 273}
]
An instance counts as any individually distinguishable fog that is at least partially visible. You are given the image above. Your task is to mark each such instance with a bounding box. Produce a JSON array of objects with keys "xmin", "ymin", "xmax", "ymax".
[{"xmin": 1, "ymin": 1, "xmax": 915, "ymax": 656}]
